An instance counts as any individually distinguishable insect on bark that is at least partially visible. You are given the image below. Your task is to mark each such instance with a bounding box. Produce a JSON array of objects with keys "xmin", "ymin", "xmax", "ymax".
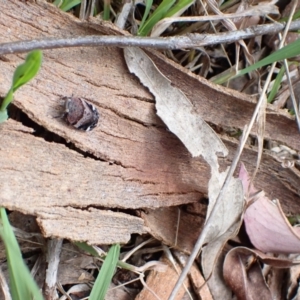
[{"xmin": 63, "ymin": 97, "xmax": 99, "ymax": 131}]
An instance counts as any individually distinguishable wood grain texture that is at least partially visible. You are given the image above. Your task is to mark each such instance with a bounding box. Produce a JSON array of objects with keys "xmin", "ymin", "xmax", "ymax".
[
  {"xmin": 0, "ymin": 0, "xmax": 299, "ymax": 246},
  {"xmin": 0, "ymin": 120, "xmax": 148, "ymax": 243},
  {"xmin": 0, "ymin": 0, "xmax": 204, "ymax": 210}
]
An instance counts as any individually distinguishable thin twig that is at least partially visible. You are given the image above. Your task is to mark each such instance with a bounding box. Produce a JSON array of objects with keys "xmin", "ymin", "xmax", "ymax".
[{"xmin": 0, "ymin": 20, "xmax": 300, "ymax": 55}]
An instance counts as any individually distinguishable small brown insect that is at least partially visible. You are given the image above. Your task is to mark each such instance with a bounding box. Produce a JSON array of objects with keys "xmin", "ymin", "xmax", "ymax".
[{"xmin": 63, "ymin": 97, "xmax": 99, "ymax": 131}]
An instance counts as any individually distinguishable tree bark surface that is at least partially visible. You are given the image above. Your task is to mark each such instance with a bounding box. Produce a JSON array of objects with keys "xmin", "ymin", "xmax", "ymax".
[{"xmin": 0, "ymin": 0, "xmax": 299, "ymax": 245}]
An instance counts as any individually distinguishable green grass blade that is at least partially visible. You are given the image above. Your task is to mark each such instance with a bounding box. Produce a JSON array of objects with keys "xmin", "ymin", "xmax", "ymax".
[
  {"xmin": 89, "ymin": 244, "xmax": 120, "ymax": 300},
  {"xmin": 267, "ymin": 64, "xmax": 286, "ymax": 103},
  {"xmin": 53, "ymin": 0, "xmax": 63, "ymax": 6},
  {"xmin": 138, "ymin": 0, "xmax": 176, "ymax": 36},
  {"xmin": 12, "ymin": 50, "xmax": 42, "ymax": 92},
  {"xmin": 59, "ymin": 0, "xmax": 81, "ymax": 11},
  {"xmin": 0, "ymin": 88, "xmax": 13, "ymax": 114},
  {"xmin": 74, "ymin": 242, "xmax": 137, "ymax": 272},
  {"xmin": 74, "ymin": 241, "xmax": 101, "ymax": 257},
  {"xmin": 0, "ymin": 208, "xmax": 44, "ymax": 300},
  {"xmin": 164, "ymin": 0, "xmax": 193, "ymax": 18},
  {"xmin": 214, "ymin": 38, "xmax": 300, "ymax": 85},
  {"xmin": 211, "ymin": 69, "xmax": 237, "ymax": 85},
  {"xmin": 139, "ymin": 0, "xmax": 154, "ymax": 30},
  {"xmin": 236, "ymin": 38, "xmax": 300, "ymax": 77},
  {"xmin": 0, "ymin": 50, "xmax": 42, "ymax": 121},
  {"xmin": 280, "ymin": 8, "xmax": 300, "ymax": 22},
  {"xmin": 103, "ymin": 0, "xmax": 111, "ymax": 20},
  {"xmin": 149, "ymin": 0, "xmax": 194, "ymax": 36}
]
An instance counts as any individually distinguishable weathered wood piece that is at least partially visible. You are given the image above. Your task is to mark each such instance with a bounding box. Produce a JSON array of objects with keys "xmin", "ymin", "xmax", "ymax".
[
  {"xmin": 0, "ymin": 120, "xmax": 148, "ymax": 243},
  {"xmin": 0, "ymin": 0, "xmax": 299, "ymax": 245}
]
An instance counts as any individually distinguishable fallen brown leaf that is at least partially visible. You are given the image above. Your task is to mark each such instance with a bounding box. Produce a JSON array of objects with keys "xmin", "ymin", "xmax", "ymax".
[{"xmin": 223, "ymin": 246, "xmax": 272, "ymax": 300}]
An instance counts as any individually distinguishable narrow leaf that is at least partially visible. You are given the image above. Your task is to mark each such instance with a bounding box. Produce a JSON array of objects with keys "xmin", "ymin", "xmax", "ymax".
[
  {"xmin": 12, "ymin": 50, "xmax": 42, "ymax": 92},
  {"xmin": 60, "ymin": 0, "xmax": 81, "ymax": 12},
  {"xmin": 75, "ymin": 241, "xmax": 101, "ymax": 257},
  {"xmin": 0, "ymin": 208, "xmax": 44, "ymax": 300},
  {"xmin": 139, "ymin": 0, "xmax": 154, "ymax": 30},
  {"xmin": 138, "ymin": 0, "xmax": 176, "ymax": 36},
  {"xmin": 89, "ymin": 244, "xmax": 120, "ymax": 300},
  {"xmin": 215, "ymin": 38, "xmax": 300, "ymax": 85},
  {"xmin": 236, "ymin": 38, "xmax": 300, "ymax": 77},
  {"xmin": 53, "ymin": 0, "xmax": 63, "ymax": 6},
  {"xmin": 103, "ymin": 0, "xmax": 111, "ymax": 20},
  {"xmin": 0, "ymin": 89, "xmax": 13, "ymax": 113},
  {"xmin": 267, "ymin": 64, "xmax": 286, "ymax": 103},
  {"xmin": 151, "ymin": 0, "xmax": 194, "ymax": 36},
  {"xmin": 164, "ymin": 0, "xmax": 193, "ymax": 18}
]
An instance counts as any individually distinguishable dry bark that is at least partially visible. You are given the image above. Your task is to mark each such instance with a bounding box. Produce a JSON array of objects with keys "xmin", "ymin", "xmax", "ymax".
[
  {"xmin": 0, "ymin": 120, "xmax": 148, "ymax": 243},
  {"xmin": 0, "ymin": 0, "xmax": 299, "ymax": 245},
  {"xmin": 135, "ymin": 255, "xmax": 188, "ymax": 300}
]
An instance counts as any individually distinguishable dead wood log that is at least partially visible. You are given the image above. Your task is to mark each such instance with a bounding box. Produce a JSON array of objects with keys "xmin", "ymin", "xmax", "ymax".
[{"xmin": 0, "ymin": 0, "xmax": 299, "ymax": 245}]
